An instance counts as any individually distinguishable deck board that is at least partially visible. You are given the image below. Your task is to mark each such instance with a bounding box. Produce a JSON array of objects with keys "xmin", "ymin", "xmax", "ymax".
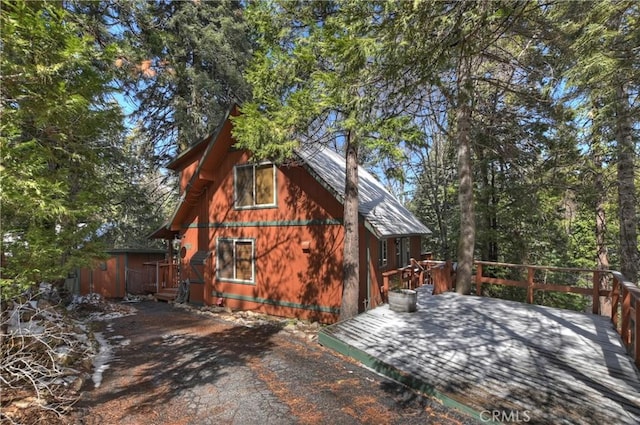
[{"xmin": 319, "ymin": 289, "xmax": 640, "ymax": 425}]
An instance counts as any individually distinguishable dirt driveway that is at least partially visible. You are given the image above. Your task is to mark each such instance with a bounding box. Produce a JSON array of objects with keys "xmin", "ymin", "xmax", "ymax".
[{"xmin": 73, "ymin": 301, "xmax": 472, "ymax": 425}]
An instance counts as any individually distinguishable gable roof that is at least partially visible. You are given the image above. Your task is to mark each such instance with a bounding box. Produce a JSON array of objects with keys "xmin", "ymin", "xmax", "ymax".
[
  {"xmin": 153, "ymin": 109, "xmax": 430, "ymax": 240},
  {"xmin": 296, "ymin": 145, "xmax": 431, "ymax": 239}
]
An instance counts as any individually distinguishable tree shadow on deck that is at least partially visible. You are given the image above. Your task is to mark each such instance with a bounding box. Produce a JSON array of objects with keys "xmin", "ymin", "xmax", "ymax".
[{"xmin": 335, "ymin": 291, "xmax": 640, "ymax": 425}]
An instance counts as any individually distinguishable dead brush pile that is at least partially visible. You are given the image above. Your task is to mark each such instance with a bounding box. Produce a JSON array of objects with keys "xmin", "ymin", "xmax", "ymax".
[{"xmin": 0, "ymin": 294, "xmax": 97, "ymax": 424}]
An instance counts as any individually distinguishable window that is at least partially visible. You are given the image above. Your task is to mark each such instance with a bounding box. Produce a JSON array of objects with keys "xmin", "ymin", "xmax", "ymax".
[
  {"xmin": 396, "ymin": 237, "xmax": 410, "ymax": 267},
  {"xmin": 216, "ymin": 238, "xmax": 255, "ymax": 283},
  {"xmin": 234, "ymin": 163, "xmax": 276, "ymax": 208},
  {"xmin": 378, "ymin": 239, "xmax": 388, "ymax": 267}
]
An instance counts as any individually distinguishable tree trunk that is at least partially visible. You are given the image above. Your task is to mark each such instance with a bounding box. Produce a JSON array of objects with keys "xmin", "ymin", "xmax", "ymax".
[
  {"xmin": 593, "ymin": 132, "xmax": 611, "ymax": 315},
  {"xmin": 477, "ymin": 151, "xmax": 498, "ymax": 262},
  {"xmin": 455, "ymin": 56, "xmax": 475, "ymax": 295},
  {"xmin": 615, "ymin": 84, "xmax": 638, "ymax": 284},
  {"xmin": 340, "ymin": 129, "xmax": 360, "ymax": 320}
]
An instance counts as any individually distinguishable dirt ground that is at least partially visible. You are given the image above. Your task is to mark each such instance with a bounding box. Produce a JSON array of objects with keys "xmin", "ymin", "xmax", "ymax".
[{"xmin": 67, "ymin": 300, "xmax": 473, "ymax": 425}]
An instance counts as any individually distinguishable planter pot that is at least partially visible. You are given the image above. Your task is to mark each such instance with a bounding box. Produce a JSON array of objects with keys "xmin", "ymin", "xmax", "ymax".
[{"xmin": 388, "ymin": 289, "xmax": 417, "ymax": 313}]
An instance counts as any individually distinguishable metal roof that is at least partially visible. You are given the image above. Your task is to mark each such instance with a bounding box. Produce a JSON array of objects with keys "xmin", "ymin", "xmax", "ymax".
[{"xmin": 296, "ymin": 145, "xmax": 431, "ymax": 238}]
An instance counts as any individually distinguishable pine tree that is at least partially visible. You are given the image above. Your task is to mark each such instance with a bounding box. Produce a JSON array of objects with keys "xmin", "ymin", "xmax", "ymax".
[
  {"xmin": 1, "ymin": 0, "xmax": 123, "ymax": 295},
  {"xmin": 116, "ymin": 0, "xmax": 252, "ymax": 156},
  {"xmin": 552, "ymin": 0, "xmax": 639, "ymax": 283}
]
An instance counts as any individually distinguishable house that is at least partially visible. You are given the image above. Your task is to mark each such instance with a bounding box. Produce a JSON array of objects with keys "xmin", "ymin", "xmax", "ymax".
[
  {"xmin": 151, "ymin": 106, "xmax": 430, "ymax": 323},
  {"xmin": 71, "ymin": 248, "xmax": 167, "ymax": 298}
]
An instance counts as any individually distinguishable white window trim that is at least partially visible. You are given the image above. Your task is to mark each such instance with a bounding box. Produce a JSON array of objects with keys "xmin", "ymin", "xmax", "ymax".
[
  {"xmin": 216, "ymin": 237, "xmax": 256, "ymax": 284},
  {"xmin": 233, "ymin": 163, "xmax": 277, "ymax": 210}
]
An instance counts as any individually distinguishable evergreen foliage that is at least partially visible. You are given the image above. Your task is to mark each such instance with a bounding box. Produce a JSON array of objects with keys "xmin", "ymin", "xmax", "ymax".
[
  {"xmin": 233, "ymin": 1, "xmax": 421, "ymax": 319},
  {"xmin": 1, "ymin": 0, "xmax": 123, "ymax": 296},
  {"xmin": 1, "ymin": 0, "xmax": 637, "ymax": 309},
  {"xmin": 115, "ymin": 0, "xmax": 253, "ymax": 156}
]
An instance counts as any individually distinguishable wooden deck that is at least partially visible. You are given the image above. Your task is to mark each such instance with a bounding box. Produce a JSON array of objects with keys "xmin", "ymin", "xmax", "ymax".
[{"xmin": 319, "ymin": 287, "xmax": 640, "ymax": 424}]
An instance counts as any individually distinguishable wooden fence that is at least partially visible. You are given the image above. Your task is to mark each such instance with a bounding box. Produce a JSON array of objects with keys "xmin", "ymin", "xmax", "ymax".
[
  {"xmin": 125, "ymin": 260, "xmax": 179, "ymax": 295},
  {"xmin": 381, "ymin": 259, "xmax": 640, "ymax": 368}
]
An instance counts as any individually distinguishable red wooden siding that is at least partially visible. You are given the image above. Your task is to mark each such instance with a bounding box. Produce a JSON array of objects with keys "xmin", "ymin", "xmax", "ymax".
[
  {"xmin": 176, "ymin": 141, "xmax": 423, "ymax": 322},
  {"xmin": 167, "ymin": 109, "xmax": 426, "ymax": 323},
  {"xmin": 78, "ymin": 251, "xmax": 165, "ymax": 298},
  {"xmin": 177, "ymin": 148, "xmax": 346, "ymax": 322}
]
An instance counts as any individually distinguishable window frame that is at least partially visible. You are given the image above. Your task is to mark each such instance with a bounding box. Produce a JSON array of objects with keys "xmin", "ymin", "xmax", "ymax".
[
  {"xmin": 216, "ymin": 237, "xmax": 256, "ymax": 284},
  {"xmin": 233, "ymin": 163, "xmax": 277, "ymax": 209},
  {"xmin": 378, "ymin": 239, "xmax": 388, "ymax": 268}
]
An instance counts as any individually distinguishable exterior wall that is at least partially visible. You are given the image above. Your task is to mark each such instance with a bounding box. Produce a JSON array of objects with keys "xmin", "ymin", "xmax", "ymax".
[
  {"xmin": 172, "ymin": 141, "xmax": 209, "ymax": 194},
  {"xmin": 179, "ymin": 159, "xmax": 201, "ymax": 194},
  {"xmin": 178, "ymin": 150, "xmax": 346, "ymax": 323},
  {"xmin": 360, "ymin": 228, "xmax": 383, "ymax": 311},
  {"xmin": 188, "ymin": 283, "xmax": 205, "ymax": 305},
  {"xmin": 79, "ymin": 252, "xmax": 165, "ymax": 298},
  {"xmin": 365, "ymin": 234, "xmax": 423, "ymax": 308},
  {"xmin": 79, "ymin": 255, "xmax": 122, "ymax": 298},
  {"xmin": 172, "ymin": 119, "xmax": 426, "ymax": 322},
  {"xmin": 410, "ymin": 237, "xmax": 422, "ymax": 262}
]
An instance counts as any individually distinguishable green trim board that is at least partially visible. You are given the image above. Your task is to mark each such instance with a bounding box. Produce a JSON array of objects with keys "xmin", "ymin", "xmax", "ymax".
[
  {"xmin": 317, "ymin": 329, "xmax": 486, "ymax": 424},
  {"xmin": 213, "ymin": 291, "xmax": 340, "ymax": 314},
  {"xmin": 186, "ymin": 219, "xmax": 343, "ymax": 229}
]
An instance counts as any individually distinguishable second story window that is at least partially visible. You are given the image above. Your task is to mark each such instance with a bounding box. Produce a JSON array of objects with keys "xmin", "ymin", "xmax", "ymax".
[{"xmin": 234, "ymin": 163, "xmax": 276, "ymax": 209}]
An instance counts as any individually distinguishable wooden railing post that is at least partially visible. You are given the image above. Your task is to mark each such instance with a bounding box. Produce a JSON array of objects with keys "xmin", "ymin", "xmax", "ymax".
[
  {"xmin": 446, "ymin": 260, "xmax": 453, "ymax": 291},
  {"xmin": 382, "ymin": 273, "xmax": 389, "ymax": 303},
  {"xmin": 611, "ymin": 275, "xmax": 620, "ymax": 330},
  {"xmin": 411, "ymin": 258, "xmax": 425, "ymax": 288},
  {"xmin": 475, "ymin": 263, "xmax": 483, "ymax": 296},
  {"xmin": 526, "ymin": 266, "xmax": 534, "ymax": 304},
  {"xmin": 410, "ymin": 265, "xmax": 415, "ymax": 290},
  {"xmin": 592, "ymin": 270, "xmax": 601, "ymax": 315},
  {"xmin": 622, "ymin": 285, "xmax": 631, "ymax": 345}
]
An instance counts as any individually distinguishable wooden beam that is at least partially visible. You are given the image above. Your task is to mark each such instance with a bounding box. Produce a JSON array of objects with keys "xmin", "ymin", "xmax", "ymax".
[
  {"xmin": 526, "ymin": 266, "xmax": 534, "ymax": 304},
  {"xmin": 480, "ymin": 276, "xmax": 528, "ymax": 288},
  {"xmin": 531, "ymin": 284, "xmax": 593, "ymax": 295},
  {"xmin": 592, "ymin": 270, "xmax": 601, "ymax": 315},
  {"xmin": 199, "ymin": 168, "xmax": 215, "ymax": 181},
  {"xmin": 475, "ymin": 263, "xmax": 483, "ymax": 296},
  {"xmin": 611, "ymin": 276, "xmax": 620, "ymax": 330},
  {"xmin": 622, "ymin": 286, "xmax": 631, "ymax": 345}
]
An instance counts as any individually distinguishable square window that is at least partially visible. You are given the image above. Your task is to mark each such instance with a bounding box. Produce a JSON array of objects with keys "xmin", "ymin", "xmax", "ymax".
[
  {"xmin": 234, "ymin": 163, "xmax": 276, "ymax": 208},
  {"xmin": 216, "ymin": 238, "xmax": 255, "ymax": 284},
  {"xmin": 217, "ymin": 240, "xmax": 234, "ymax": 280},
  {"xmin": 235, "ymin": 166, "xmax": 254, "ymax": 207}
]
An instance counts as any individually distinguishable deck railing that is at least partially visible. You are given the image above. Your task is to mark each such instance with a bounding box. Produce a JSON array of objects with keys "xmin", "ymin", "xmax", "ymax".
[
  {"xmin": 610, "ymin": 271, "xmax": 640, "ymax": 367},
  {"xmin": 381, "ymin": 259, "xmax": 455, "ymax": 299},
  {"xmin": 126, "ymin": 260, "xmax": 179, "ymax": 294},
  {"xmin": 381, "ymin": 259, "xmax": 640, "ymax": 367},
  {"xmin": 474, "ymin": 261, "xmax": 612, "ymax": 314}
]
